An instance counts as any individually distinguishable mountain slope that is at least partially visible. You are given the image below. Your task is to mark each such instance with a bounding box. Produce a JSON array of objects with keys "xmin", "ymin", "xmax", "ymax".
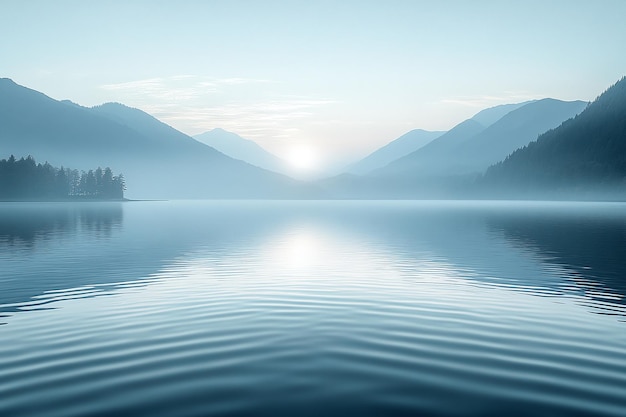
[
  {"xmin": 0, "ymin": 78, "xmax": 300, "ymax": 199},
  {"xmin": 0, "ymin": 78, "xmax": 152, "ymax": 164},
  {"xmin": 91, "ymin": 102, "xmax": 208, "ymax": 151},
  {"xmin": 470, "ymin": 101, "xmax": 533, "ymax": 127},
  {"xmin": 347, "ymin": 129, "xmax": 444, "ymax": 175},
  {"xmin": 194, "ymin": 128, "xmax": 289, "ymax": 175},
  {"xmin": 376, "ymin": 99, "xmax": 586, "ymax": 178},
  {"xmin": 453, "ymin": 99, "xmax": 588, "ymax": 174},
  {"xmin": 375, "ymin": 118, "xmax": 486, "ymax": 177},
  {"xmin": 483, "ymin": 77, "xmax": 626, "ymax": 198}
]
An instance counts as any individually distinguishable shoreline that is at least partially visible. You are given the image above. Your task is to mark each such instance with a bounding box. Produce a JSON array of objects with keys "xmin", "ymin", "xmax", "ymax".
[
  {"xmin": 1, "ymin": 198, "xmax": 624, "ymax": 204},
  {"xmin": 0, "ymin": 198, "xmax": 143, "ymax": 203}
]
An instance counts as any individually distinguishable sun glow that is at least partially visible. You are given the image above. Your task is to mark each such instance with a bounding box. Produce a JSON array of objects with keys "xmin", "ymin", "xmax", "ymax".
[{"xmin": 287, "ymin": 145, "xmax": 317, "ymax": 171}]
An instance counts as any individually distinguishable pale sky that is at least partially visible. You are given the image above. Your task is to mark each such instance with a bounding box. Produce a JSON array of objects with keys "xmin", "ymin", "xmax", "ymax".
[{"xmin": 2, "ymin": 0, "xmax": 626, "ymax": 170}]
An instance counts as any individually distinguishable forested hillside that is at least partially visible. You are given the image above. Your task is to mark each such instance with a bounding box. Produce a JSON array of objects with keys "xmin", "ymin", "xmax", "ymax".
[{"xmin": 483, "ymin": 77, "xmax": 626, "ymax": 198}]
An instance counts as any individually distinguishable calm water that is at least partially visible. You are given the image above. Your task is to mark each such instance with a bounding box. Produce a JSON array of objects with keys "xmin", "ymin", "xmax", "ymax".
[{"xmin": 1, "ymin": 200, "xmax": 625, "ymax": 417}]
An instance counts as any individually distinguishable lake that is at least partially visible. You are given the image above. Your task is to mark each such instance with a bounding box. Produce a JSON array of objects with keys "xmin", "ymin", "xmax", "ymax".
[{"xmin": 0, "ymin": 200, "xmax": 625, "ymax": 417}]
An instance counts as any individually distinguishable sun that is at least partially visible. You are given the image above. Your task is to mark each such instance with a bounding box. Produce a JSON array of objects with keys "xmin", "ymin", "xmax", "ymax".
[{"xmin": 287, "ymin": 145, "xmax": 317, "ymax": 171}]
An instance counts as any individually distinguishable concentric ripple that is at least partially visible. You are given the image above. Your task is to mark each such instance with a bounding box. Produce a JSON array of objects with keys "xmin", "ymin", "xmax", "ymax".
[{"xmin": 0, "ymin": 201, "xmax": 625, "ymax": 417}]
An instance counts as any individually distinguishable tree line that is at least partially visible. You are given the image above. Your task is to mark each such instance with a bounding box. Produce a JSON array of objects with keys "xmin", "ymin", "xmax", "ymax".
[{"xmin": 0, "ymin": 155, "xmax": 125, "ymax": 200}]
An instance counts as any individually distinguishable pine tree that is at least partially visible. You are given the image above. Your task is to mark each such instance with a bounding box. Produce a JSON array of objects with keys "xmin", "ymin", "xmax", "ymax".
[{"xmin": 0, "ymin": 155, "xmax": 126, "ymax": 200}]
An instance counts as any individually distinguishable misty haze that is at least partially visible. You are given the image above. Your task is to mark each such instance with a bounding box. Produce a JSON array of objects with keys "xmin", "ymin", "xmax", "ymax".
[{"xmin": 1, "ymin": 2, "xmax": 626, "ymax": 417}]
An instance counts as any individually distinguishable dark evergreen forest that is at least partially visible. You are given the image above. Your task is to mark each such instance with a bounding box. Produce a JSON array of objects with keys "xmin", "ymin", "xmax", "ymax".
[
  {"xmin": 0, "ymin": 155, "xmax": 125, "ymax": 200},
  {"xmin": 483, "ymin": 77, "xmax": 626, "ymax": 195}
]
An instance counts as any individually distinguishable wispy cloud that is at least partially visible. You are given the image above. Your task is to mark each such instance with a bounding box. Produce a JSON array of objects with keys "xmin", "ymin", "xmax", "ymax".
[
  {"xmin": 441, "ymin": 91, "xmax": 541, "ymax": 108},
  {"xmin": 99, "ymin": 75, "xmax": 336, "ymax": 142},
  {"xmin": 101, "ymin": 75, "xmax": 270, "ymax": 90},
  {"xmin": 101, "ymin": 75, "xmax": 271, "ymax": 102},
  {"xmin": 101, "ymin": 77, "xmax": 212, "ymax": 102},
  {"xmin": 150, "ymin": 97, "xmax": 336, "ymax": 139}
]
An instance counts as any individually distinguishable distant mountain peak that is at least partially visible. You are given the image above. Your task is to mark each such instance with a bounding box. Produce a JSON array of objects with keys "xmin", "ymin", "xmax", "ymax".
[
  {"xmin": 202, "ymin": 127, "xmax": 252, "ymax": 142},
  {"xmin": 93, "ymin": 102, "xmax": 138, "ymax": 111},
  {"xmin": 194, "ymin": 128, "xmax": 292, "ymax": 176},
  {"xmin": 470, "ymin": 101, "xmax": 534, "ymax": 127},
  {"xmin": 347, "ymin": 129, "xmax": 444, "ymax": 175},
  {"xmin": 60, "ymin": 99, "xmax": 82, "ymax": 107},
  {"xmin": 91, "ymin": 102, "xmax": 169, "ymax": 127}
]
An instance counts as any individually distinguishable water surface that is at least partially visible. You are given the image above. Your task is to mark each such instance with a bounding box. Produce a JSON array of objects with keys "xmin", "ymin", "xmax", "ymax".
[{"xmin": 1, "ymin": 200, "xmax": 625, "ymax": 416}]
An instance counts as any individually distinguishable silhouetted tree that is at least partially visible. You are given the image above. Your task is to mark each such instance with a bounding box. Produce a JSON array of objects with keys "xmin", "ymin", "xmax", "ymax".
[
  {"xmin": 112, "ymin": 174, "xmax": 126, "ymax": 199},
  {"xmin": 85, "ymin": 170, "xmax": 97, "ymax": 196},
  {"xmin": 0, "ymin": 155, "xmax": 126, "ymax": 200}
]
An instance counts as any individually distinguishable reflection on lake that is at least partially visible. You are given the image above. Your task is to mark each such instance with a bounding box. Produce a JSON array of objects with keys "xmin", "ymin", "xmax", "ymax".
[
  {"xmin": 487, "ymin": 205, "xmax": 626, "ymax": 312},
  {"xmin": 0, "ymin": 202, "xmax": 122, "ymax": 246},
  {"xmin": 0, "ymin": 201, "xmax": 625, "ymax": 416}
]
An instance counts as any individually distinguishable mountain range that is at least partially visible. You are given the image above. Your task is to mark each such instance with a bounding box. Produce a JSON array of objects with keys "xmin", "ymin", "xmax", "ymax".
[
  {"xmin": 194, "ymin": 128, "xmax": 290, "ymax": 176},
  {"xmin": 375, "ymin": 98, "xmax": 587, "ymax": 179},
  {"xmin": 482, "ymin": 76, "xmax": 626, "ymax": 199},
  {"xmin": 0, "ymin": 78, "xmax": 301, "ymax": 199},
  {"xmin": 1, "ymin": 76, "xmax": 623, "ymax": 200},
  {"xmin": 320, "ymin": 98, "xmax": 589, "ymax": 198},
  {"xmin": 346, "ymin": 129, "xmax": 444, "ymax": 175},
  {"xmin": 345, "ymin": 102, "xmax": 532, "ymax": 176}
]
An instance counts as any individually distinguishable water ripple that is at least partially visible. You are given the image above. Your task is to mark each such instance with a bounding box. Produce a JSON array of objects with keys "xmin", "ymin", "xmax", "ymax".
[{"xmin": 1, "ymin": 201, "xmax": 625, "ymax": 416}]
